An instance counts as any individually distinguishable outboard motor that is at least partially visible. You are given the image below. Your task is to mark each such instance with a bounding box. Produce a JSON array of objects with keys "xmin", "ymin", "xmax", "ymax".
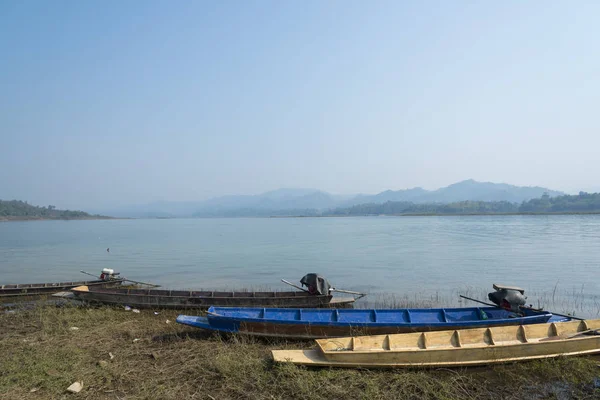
[
  {"xmin": 99, "ymin": 268, "xmax": 121, "ymax": 281},
  {"xmin": 488, "ymin": 284, "xmax": 527, "ymax": 313},
  {"xmin": 300, "ymin": 273, "xmax": 331, "ymax": 295}
]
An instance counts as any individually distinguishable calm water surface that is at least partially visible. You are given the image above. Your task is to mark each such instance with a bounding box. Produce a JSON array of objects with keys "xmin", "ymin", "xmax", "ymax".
[{"xmin": 1, "ymin": 216, "xmax": 599, "ymax": 315}]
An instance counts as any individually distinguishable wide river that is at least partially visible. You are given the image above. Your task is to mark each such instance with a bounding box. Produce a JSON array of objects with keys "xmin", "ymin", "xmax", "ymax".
[{"xmin": 1, "ymin": 216, "xmax": 599, "ymax": 316}]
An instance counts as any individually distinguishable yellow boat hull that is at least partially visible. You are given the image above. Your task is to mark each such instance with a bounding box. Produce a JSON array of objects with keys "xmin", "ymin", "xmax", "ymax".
[{"xmin": 272, "ymin": 319, "xmax": 600, "ymax": 368}]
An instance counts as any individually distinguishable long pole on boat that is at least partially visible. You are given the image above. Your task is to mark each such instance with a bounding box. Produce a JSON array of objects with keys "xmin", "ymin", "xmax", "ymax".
[
  {"xmin": 80, "ymin": 270, "xmax": 160, "ymax": 288},
  {"xmin": 119, "ymin": 278, "xmax": 160, "ymax": 288},
  {"xmin": 330, "ymin": 288, "xmax": 366, "ymax": 299},
  {"xmin": 281, "ymin": 279, "xmax": 366, "ymax": 299},
  {"xmin": 459, "ymin": 295, "xmax": 498, "ymax": 308},
  {"xmin": 521, "ymin": 305, "xmax": 585, "ymax": 321},
  {"xmin": 281, "ymin": 279, "xmax": 310, "ymax": 293},
  {"xmin": 459, "ymin": 294, "xmax": 585, "ymax": 321}
]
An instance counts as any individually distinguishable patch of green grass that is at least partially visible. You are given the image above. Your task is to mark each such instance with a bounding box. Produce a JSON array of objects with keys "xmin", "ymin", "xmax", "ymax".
[{"xmin": 1, "ymin": 304, "xmax": 599, "ymax": 399}]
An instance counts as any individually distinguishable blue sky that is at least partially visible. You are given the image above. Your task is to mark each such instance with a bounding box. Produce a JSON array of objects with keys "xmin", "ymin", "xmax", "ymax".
[{"xmin": 1, "ymin": 1, "xmax": 599, "ymax": 209}]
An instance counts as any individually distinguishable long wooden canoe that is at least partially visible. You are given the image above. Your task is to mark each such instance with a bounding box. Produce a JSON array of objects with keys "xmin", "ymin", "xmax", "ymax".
[
  {"xmin": 176, "ymin": 306, "xmax": 558, "ymax": 339},
  {"xmin": 0, "ymin": 278, "xmax": 123, "ymax": 299},
  {"xmin": 272, "ymin": 319, "xmax": 600, "ymax": 368},
  {"xmin": 71, "ymin": 286, "xmax": 356, "ymax": 309}
]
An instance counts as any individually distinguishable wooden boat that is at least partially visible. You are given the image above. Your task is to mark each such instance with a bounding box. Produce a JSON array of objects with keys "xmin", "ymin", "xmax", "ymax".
[
  {"xmin": 0, "ymin": 272, "xmax": 123, "ymax": 300},
  {"xmin": 176, "ymin": 305, "xmax": 558, "ymax": 339},
  {"xmin": 70, "ymin": 286, "xmax": 357, "ymax": 309},
  {"xmin": 272, "ymin": 319, "xmax": 600, "ymax": 368}
]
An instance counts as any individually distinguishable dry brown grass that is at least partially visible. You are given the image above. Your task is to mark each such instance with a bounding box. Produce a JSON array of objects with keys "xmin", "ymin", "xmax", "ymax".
[{"xmin": 1, "ymin": 304, "xmax": 599, "ymax": 400}]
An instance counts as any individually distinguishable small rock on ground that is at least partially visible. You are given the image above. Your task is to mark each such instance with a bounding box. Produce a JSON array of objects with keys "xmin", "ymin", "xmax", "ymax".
[{"xmin": 66, "ymin": 381, "xmax": 83, "ymax": 393}]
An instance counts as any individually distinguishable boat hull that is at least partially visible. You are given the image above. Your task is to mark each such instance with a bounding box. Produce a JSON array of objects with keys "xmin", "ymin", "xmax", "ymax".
[
  {"xmin": 71, "ymin": 287, "xmax": 354, "ymax": 309},
  {"xmin": 272, "ymin": 319, "xmax": 600, "ymax": 368},
  {"xmin": 177, "ymin": 306, "xmax": 555, "ymax": 339},
  {"xmin": 0, "ymin": 279, "xmax": 122, "ymax": 300}
]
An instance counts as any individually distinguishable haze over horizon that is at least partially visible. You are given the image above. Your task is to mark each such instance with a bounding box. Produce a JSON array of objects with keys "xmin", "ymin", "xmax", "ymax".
[
  {"xmin": 95, "ymin": 178, "xmax": 571, "ymax": 210},
  {"xmin": 2, "ymin": 1, "xmax": 599, "ymax": 210}
]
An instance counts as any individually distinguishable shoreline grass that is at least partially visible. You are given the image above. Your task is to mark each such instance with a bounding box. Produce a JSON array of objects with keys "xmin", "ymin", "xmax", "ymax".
[{"xmin": 1, "ymin": 304, "xmax": 599, "ymax": 399}]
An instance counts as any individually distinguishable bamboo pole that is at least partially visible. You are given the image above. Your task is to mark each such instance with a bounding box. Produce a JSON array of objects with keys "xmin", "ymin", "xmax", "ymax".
[{"xmin": 80, "ymin": 270, "xmax": 160, "ymax": 288}]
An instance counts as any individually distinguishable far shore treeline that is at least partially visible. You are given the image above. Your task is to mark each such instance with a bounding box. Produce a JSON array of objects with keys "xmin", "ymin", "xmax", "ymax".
[
  {"xmin": 2, "ymin": 192, "xmax": 600, "ymax": 220},
  {"xmin": 202, "ymin": 192, "xmax": 600, "ymax": 217},
  {"xmin": 194, "ymin": 192, "xmax": 600, "ymax": 217},
  {"xmin": 0, "ymin": 200, "xmax": 109, "ymax": 221},
  {"xmin": 326, "ymin": 192, "xmax": 600, "ymax": 216}
]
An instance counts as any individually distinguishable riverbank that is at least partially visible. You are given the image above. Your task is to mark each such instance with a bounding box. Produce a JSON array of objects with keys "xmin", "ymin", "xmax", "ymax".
[
  {"xmin": 273, "ymin": 212, "xmax": 600, "ymax": 218},
  {"xmin": 371, "ymin": 211, "xmax": 600, "ymax": 217},
  {"xmin": 1, "ymin": 304, "xmax": 599, "ymax": 399},
  {"xmin": 0, "ymin": 216, "xmax": 116, "ymax": 222}
]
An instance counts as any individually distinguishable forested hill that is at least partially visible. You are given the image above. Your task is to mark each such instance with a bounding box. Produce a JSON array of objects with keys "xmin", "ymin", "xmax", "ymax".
[
  {"xmin": 328, "ymin": 192, "xmax": 600, "ymax": 216},
  {"xmin": 0, "ymin": 200, "xmax": 108, "ymax": 221},
  {"xmin": 100, "ymin": 180, "xmax": 563, "ymax": 218}
]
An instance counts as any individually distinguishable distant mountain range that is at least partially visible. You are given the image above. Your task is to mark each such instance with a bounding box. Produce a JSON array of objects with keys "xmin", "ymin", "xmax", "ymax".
[
  {"xmin": 96, "ymin": 180, "xmax": 565, "ymax": 218},
  {"xmin": 353, "ymin": 179, "xmax": 564, "ymax": 205}
]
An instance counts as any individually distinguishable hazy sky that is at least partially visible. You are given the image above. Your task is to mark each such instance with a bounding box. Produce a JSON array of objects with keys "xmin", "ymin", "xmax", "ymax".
[{"xmin": 1, "ymin": 1, "xmax": 599, "ymax": 209}]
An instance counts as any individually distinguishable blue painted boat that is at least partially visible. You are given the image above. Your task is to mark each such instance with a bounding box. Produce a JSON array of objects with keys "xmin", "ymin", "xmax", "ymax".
[{"xmin": 177, "ymin": 306, "xmax": 557, "ymax": 339}]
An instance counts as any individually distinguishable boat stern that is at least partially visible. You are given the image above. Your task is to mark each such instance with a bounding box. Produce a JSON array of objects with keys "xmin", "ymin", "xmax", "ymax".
[{"xmin": 176, "ymin": 315, "xmax": 212, "ymax": 330}]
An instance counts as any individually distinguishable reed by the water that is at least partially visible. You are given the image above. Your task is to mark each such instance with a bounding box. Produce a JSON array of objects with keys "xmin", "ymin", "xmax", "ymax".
[{"xmin": 362, "ymin": 284, "xmax": 600, "ymax": 320}]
